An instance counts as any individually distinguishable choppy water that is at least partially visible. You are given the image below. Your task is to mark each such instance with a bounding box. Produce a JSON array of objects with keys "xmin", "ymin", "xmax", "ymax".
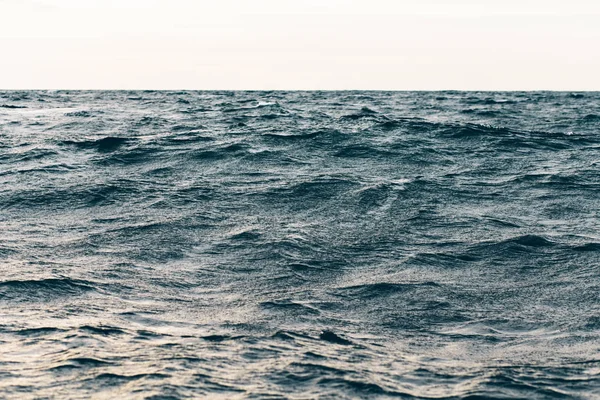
[{"xmin": 1, "ymin": 91, "xmax": 599, "ymax": 399}]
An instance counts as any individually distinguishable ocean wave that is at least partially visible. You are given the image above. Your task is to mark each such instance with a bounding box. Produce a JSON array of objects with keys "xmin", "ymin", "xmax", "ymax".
[
  {"xmin": 64, "ymin": 110, "xmax": 95, "ymax": 117},
  {"xmin": 170, "ymin": 124, "xmax": 206, "ymax": 133},
  {"xmin": 573, "ymin": 243, "xmax": 600, "ymax": 252},
  {"xmin": 2, "ymin": 90, "xmax": 600, "ymax": 398},
  {"xmin": 12, "ymin": 327, "xmax": 67, "ymax": 337},
  {"xmin": 339, "ymin": 106, "xmax": 387, "ymax": 121},
  {"xmin": 260, "ymin": 300, "xmax": 321, "ymax": 316},
  {"xmin": 188, "ymin": 143, "xmax": 250, "ymax": 161},
  {"xmin": 0, "ymin": 181, "xmax": 145, "ymax": 210},
  {"xmin": 336, "ymin": 282, "xmax": 441, "ymax": 299},
  {"xmin": 0, "ymin": 104, "xmax": 28, "ymax": 109},
  {"xmin": 269, "ymin": 177, "xmax": 359, "ymax": 202},
  {"xmin": 79, "ymin": 325, "xmax": 127, "ymax": 336},
  {"xmin": 0, "ymin": 148, "xmax": 59, "ymax": 163},
  {"xmin": 0, "ymin": 278, "xmax": 97, "ymax": 301},
  {"xmin": 62, "ymin": 137, "xmax": 132, "ymax": 152},
  {"xmin": 442, "ymin": 123, "xmax": 519, "ymax": 138},
  {"xmin": 460, "ymin": 108, "xmax": 503, "ymax": 117},
  {"xmin": 502, "ymin": 234, "xmax": 556, "ymax": 247},
  {"xmin": 334, "ymin": 144, "xmax": 398, "ymax": 158}
]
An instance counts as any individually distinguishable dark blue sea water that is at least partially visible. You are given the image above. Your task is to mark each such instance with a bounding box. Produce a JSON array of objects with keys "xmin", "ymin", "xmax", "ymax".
[{"xmin": 0, "ymin": 91, "xmax": 599, "ymax": 399}]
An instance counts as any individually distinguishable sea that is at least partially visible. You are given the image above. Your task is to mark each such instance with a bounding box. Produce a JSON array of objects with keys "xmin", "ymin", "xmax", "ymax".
[{"xmin": 0, "ymin": 91, "xmax": 599, "ymax": 399}]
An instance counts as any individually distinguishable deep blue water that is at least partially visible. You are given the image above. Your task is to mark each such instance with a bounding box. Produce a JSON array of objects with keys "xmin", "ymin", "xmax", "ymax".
[{"xmin": 0, "ymin": 91, "xmax": 599, "ymax": 399}]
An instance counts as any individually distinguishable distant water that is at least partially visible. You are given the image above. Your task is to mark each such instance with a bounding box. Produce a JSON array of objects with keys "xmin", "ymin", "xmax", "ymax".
[{"xmin": 1, "ymin": 91, "xmax": 599, "ymax": 399}]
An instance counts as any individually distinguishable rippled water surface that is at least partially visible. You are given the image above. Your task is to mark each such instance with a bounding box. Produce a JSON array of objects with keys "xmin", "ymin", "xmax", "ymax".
[{"xmin": 1, "ymin": 91, "xmax": 599, "ymax": 399}]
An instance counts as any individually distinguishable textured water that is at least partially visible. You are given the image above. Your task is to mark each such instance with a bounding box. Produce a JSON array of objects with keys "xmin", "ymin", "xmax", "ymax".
[{"xmin": 1, "ymin": 91, "xmax": 599, "ymax": 399}]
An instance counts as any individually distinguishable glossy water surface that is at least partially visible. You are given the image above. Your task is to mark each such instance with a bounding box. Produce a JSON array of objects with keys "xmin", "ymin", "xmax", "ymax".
[{"xmin": 1, "ymin": 91, "xmax": 599, "ymax": 399}]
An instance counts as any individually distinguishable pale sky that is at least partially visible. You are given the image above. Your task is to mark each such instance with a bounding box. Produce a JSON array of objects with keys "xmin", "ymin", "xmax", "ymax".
[{"xmin": 1, "ymin": 0, "xmax": 599, "ymax": 90}]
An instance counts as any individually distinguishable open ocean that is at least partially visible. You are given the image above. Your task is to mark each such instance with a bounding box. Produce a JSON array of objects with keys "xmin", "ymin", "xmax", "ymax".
[{"xmin": 0, "ymin": 91, "xmax": 599, "ymax": 399}]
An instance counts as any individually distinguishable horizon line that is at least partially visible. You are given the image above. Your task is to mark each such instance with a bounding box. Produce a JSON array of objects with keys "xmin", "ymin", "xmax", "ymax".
[{"xmin": 2, "ymin": 88, "xmax": 599, "ymax": 92}]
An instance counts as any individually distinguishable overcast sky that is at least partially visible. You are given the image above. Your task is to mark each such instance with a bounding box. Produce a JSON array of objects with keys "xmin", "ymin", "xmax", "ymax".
[{"xmin": 1, "ymin": 0, "xmax": 599, "ymax": 90}]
